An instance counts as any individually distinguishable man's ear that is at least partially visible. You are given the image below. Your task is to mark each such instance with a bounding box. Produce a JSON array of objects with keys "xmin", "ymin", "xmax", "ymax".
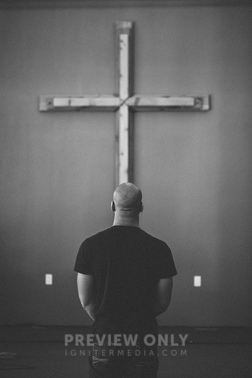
[
  {"xmin": 111, "ymin": 201, "xmax": 115, "ymax": 212},
  {"xmin": 139, "ymin": 202, "xmax": 144, "ymax": 213}
]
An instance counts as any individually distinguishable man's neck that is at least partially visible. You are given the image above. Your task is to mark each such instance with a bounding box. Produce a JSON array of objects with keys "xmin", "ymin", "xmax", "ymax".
[{"xmin": 112, "ymin": 213, "xmax": 140, "ymax": 227}]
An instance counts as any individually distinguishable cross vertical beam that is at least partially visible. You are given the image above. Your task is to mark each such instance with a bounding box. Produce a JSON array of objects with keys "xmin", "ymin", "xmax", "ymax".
[
  {"xmin": 39, "ymin": 21, "xmax": 210, "ymax": 187},
  {"xmin": 116, "ymin": 21, "xmax": 133, "ymax": 185}
]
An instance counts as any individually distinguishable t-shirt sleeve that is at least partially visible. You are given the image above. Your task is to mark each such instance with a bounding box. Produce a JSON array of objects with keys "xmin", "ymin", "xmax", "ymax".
[
  {"xmin": 155, "ymin": 242, "xmax": 177, "ymax": 279},
  {"xmin": 74, "ymin": 240, "xmax": 93, "ymax": 275}
]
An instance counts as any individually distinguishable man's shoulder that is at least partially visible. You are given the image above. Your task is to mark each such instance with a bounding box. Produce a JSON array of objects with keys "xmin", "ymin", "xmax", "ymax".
[
  {"xmin": 140, "ymin": 229, "xmax": 169, "ymax": 248},
  {"xmin": 84, "ymin": 227, "xmax": 114, "ymax": 242}
]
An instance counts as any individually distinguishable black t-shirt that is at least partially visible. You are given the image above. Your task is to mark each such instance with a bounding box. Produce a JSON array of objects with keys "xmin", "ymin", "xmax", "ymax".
[{"xmin": 74, "ymin": 226, "xmax": 177, "ymax": 333}]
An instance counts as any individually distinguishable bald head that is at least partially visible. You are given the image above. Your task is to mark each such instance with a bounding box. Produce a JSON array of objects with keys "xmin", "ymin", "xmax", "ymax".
[{"xmin": 112, "ymin": 182, "xmax": 142, "ymax": 212}]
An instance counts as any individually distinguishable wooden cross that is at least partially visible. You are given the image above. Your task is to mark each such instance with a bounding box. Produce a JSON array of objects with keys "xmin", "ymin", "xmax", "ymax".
[{"xmin": 40, "ymin": 21, "xmax": 210, "ymax": 186}]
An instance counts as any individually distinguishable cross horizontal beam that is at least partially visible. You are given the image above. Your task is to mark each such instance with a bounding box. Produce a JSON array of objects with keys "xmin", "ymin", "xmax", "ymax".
[{"xmin": 40, "ymin": 95, "xmax": 210, "ymax": 112}]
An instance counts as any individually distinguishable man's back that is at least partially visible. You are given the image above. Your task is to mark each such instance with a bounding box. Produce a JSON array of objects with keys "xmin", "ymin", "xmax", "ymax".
[{"xmin": 74, "ymin": 225, "xmax": 177, "ymax": 332}]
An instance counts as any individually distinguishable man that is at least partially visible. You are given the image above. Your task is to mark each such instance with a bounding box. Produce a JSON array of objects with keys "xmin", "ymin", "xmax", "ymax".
[{"xmin": 74, "ymin": 182, "xmax": 177, "ymax": 377}]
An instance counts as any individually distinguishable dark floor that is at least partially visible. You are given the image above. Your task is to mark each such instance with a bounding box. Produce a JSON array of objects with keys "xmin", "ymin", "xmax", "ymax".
[{"xmin": 0, "ymin": 326, "xmax": 251, "ymax": 377}]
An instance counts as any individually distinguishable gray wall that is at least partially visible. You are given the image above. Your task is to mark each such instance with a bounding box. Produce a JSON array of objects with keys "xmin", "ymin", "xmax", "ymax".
[{"xmin": 0, "ymin": 6, "xmax": 251, "ymax": 326}]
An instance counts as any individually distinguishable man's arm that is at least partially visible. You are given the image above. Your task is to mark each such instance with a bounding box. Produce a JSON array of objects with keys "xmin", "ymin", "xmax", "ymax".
[
  {"xmin": 76, "ymin": 273, "xmax": 96, "ymax": 321},
  {"xmin": 154, "ymin": 277, "xmax": 173, "ymax": 317}
]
